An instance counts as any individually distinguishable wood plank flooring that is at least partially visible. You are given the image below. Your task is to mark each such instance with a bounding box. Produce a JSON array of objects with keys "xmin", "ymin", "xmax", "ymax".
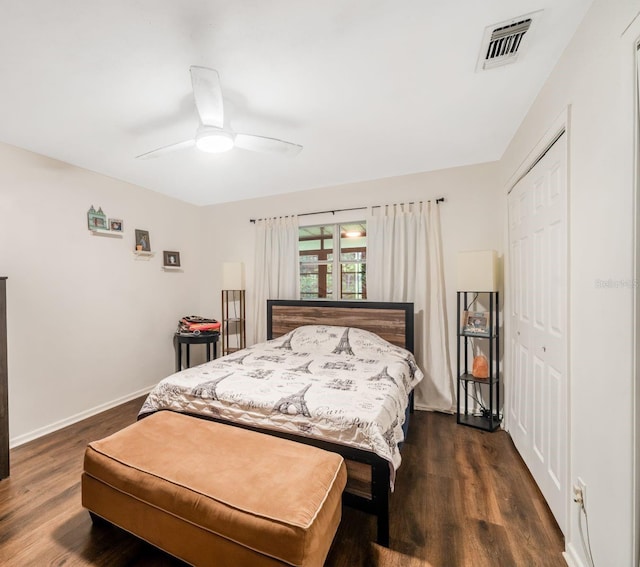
[{"xmin": 0, "ymin": 398, "xmax": 565, "ymax": 566}]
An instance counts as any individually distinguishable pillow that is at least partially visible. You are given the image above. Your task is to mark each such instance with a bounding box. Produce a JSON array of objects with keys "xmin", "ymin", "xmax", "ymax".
[{"xmin": 274, "ymin": 325, "xmax": 409, "ymax": 358}]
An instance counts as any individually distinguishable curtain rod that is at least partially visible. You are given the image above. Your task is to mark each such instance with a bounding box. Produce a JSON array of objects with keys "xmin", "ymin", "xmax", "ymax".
[{"xmin": 249, "ymin": 197, "xmax": 445, "ymax": 224}]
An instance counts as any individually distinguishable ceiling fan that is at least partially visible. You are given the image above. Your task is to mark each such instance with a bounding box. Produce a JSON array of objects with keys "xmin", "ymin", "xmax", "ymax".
[{"xmin": 136, "ymin": 66, "xmax": 303, "ymax": 160}]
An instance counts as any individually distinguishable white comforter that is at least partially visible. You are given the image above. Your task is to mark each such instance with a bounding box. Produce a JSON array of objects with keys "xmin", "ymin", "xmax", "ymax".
[{"xmin": 140, "ymin": 325, "xmax": 423, "ymax": 485}]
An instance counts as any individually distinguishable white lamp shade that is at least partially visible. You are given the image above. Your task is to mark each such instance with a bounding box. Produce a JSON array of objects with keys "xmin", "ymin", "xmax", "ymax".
[
  {"xmin": 457, "ymin": 250, "xmax": 499, "ymax": 291},
  {"xmin": 222, "ymin": 262, "xmax": 245, "ymax": 290}
]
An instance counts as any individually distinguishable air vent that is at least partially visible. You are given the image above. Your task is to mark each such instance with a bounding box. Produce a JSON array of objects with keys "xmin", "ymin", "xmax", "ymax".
[{"xmin": 476, "ymin": 11, "xmax": 542, "ymax": 71}]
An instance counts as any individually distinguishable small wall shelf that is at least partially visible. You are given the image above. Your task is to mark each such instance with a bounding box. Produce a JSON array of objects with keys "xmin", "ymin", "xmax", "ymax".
[
  {"xmin": 89, "ymin": 229, "xmax": 123, "ymax": 238},
  {"xmin": 132, "ymin": 251, "xmax": 155, "ymax": 261},
  {"xmin": 161, "ymin": 266, "xmax": 183, "ymax": 272}
]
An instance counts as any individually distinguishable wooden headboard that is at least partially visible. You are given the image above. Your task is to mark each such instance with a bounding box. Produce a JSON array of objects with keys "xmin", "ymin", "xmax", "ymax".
[{"xmin": 267, "ymin": 300, "xmax": 414, "ymax": 352}]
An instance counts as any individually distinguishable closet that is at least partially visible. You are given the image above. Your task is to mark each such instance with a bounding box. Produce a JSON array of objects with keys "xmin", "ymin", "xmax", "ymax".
[{"xmin": 507, "ymin": 133, "xmax": 568, "ymax": 534}]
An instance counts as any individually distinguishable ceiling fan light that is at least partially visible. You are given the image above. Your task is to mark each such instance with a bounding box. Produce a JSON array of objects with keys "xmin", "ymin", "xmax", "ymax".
[{"xmin": 195, "ymin": 129, "xmax": 234, "ymax": 153}]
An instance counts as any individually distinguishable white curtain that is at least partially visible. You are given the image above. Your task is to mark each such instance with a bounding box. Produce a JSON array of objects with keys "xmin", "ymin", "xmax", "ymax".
[
  {"xmin": 252, "ymin": 216, "xmax": 300, "ymax": 344},
  {"xmin": 367, "ymin": 202, "xmax": 454, "ymax": 412}
]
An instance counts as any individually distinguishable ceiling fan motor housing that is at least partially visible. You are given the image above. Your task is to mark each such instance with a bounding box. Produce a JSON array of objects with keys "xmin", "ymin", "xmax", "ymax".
[{"xmin": 195, "ymin": 126, "xmax": 235, "ymax": 153}]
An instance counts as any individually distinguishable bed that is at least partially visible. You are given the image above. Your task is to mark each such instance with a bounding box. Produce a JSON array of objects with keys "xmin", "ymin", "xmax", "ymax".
[{"xmin": 139, "ymin": 300, "xmax": 420, "ymax": 546}]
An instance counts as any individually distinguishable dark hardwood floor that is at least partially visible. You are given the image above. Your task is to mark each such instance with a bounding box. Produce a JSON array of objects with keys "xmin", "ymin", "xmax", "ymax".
[{"xmin": 0, "ymin": 397, "xmax": 565, "ymax": 566}]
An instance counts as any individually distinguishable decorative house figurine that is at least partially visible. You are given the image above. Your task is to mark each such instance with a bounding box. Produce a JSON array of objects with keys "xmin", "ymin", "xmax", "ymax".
[{"xmin": 87, "ymin": 205, "xmax": 108, "ymax": 230}]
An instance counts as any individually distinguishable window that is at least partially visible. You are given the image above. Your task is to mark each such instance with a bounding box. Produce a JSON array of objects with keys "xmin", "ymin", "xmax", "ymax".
[{"xmin": 299, "ymin": 223, "xmax": 366, "ymax": 300}]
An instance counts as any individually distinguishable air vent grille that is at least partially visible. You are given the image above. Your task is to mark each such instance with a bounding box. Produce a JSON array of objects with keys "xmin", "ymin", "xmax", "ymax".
[
  {"xmin": 476, "ymin": 11, "xmax": 541, "ymax": 72},
  {"xmin": 486, "ymin": 19, "xmax": 531, "ymax": 61}
]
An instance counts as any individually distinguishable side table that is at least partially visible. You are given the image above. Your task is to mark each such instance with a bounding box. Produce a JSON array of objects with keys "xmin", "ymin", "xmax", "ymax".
[{"xmin": 174, "ymin": 332, "xmax": 219, "ymax": 372}]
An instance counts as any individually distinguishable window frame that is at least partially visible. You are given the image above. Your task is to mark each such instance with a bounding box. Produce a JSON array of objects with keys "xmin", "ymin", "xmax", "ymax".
[{"xmin": 298, "ymin": 222, "xmax": 366, "ymax": 301}]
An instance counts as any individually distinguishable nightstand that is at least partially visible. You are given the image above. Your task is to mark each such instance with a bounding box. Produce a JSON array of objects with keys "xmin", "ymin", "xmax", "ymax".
[{"xmin": 174, "ymin": 332, "xmax": 219, "ymax": 372}]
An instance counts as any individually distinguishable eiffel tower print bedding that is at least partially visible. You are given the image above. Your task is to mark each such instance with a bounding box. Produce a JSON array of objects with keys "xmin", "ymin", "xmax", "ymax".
[{"xmin": 140, "ymin": 325, "xmax": 423, "ymax": 486}]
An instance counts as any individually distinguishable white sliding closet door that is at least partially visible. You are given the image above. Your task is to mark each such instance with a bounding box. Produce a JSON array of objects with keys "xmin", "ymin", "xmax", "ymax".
[{"xmin": 507, "ymin": 133, "xmax": 568, "ymax": 535}]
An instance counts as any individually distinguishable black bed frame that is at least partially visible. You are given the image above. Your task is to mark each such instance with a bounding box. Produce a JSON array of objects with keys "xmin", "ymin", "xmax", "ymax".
[
  {"xmin": 155, "ymin": 300, "xmax": 415, "ymax": 547},
  {"xmin": 264, "ymin": 299, "xmax": 416, "ymax": 547}
]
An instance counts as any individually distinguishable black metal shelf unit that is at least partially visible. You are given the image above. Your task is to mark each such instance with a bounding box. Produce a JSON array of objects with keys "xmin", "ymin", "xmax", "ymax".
[
  {"xmin": 456, "ymin": 291, "xmax": 501, "ymax": 431},
  {"xmin": 221, "ymin": 289, "xmax": 246, "ymax": 356}
]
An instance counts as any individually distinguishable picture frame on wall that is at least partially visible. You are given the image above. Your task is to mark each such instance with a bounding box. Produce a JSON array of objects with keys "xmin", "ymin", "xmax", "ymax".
[
  {"xmin": 462, "ymin": 311, "xmax": 490, "ymax": 337},
  {"xmin": 163, "ymin": 251, "xmax": 181, "ymax": 267},
  {"xmin": 134, "ymin": 229, "xmax": 151, "ymax": 251},
  {"xmin": 109, "ymin": 218, "xmax": 123, "ymax": 232}
]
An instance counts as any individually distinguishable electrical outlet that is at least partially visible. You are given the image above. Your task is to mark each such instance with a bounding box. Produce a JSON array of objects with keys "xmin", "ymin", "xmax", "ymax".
[
  {"xmin": 578, "ymin": 477, "xmax": 586, "ymax": 507},
  {"xmin": 573, "ymin": 477, "xmax": 587, "ymax": 508}
]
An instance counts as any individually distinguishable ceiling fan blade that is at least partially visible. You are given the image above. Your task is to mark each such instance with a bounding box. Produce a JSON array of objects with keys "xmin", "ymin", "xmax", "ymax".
[
  {"xmin": 135, "ymin": 139, "xmax": 195, "ymax": 160},
  {"xmin": 234, "ymin": 133, "xmax": 303, "ymax": 157},
  {"xmin": 190, "ymin": 66, "xmax": 224, "ymax": 129}
]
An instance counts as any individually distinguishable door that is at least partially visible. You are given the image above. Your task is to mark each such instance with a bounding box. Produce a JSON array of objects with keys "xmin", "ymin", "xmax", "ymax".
[{"xmin": 507, "ymin": 133, "xmax": 568, "ymax": 534}]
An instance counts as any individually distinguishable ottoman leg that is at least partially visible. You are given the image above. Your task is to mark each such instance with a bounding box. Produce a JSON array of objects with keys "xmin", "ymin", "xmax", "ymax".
[{"xmin": 89, "ymin": 511, "xmax": 108, "ymax": 526}]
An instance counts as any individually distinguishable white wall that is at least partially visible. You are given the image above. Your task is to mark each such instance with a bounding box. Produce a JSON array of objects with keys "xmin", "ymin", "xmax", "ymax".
[
  {"xmin": 498, "ymin": 0, "xmax": 638, "ymax": 564},
  {"xmin": 198, "ymin": 162, "xmax": 502, "ymax": 393},
  {"xmin": 0, "ymin": 139, "xmax": 502, "ymax": 447},
  {"xmin": 0, "ymin": 142, "xmax": 203, "ymax": 445}
]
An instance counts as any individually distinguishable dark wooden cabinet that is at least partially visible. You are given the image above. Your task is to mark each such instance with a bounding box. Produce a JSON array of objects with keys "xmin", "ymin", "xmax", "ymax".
[{"xmin": 0, "ymin": 277, "xmax": 8, "ymax": 479}]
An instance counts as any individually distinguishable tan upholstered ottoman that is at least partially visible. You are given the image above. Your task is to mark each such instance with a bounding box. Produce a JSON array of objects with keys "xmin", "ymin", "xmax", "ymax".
[{"xmin": 81, "ymin": 411, "xmax": 347, "ymax": 567}]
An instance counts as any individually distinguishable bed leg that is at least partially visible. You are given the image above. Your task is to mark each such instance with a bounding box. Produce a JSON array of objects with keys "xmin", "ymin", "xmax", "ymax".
[
  {"xmin": 376, "ymin": 506, "xmax": 390, "ymax": 547},
  {"xmin": 372, "ymin": 461, "xmax": 391, "ymax": 547}
]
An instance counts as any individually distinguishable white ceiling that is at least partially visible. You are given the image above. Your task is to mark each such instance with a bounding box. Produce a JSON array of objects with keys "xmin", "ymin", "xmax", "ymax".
[{"xmin": 0, "ymin": 1, "xmax": 593, "ymax": 206}]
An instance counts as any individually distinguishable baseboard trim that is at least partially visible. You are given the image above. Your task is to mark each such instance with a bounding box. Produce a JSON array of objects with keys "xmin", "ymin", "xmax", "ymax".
[
  {"xmin": 563, "ymin": 543, "xmax": 587, "ymax": 567},
  {"xmin": 413, "ymin": 403, "xmax": 455, "ymax": 413},
  {"xmin": 9, "ymin": 386, "xmax": 154, "ymax": 448}
]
